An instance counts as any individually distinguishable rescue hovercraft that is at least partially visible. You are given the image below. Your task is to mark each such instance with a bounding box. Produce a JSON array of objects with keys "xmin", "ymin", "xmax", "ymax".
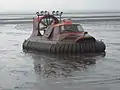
[{"xmin": 23, "ymin": 11, "xmax": 106, "ymax": 54}]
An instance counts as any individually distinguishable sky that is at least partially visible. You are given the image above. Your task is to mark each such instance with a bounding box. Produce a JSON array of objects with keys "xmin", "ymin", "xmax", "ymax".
[{"xmin": 0, "ymin": 0, "xmax": 120, "ymax": 12}]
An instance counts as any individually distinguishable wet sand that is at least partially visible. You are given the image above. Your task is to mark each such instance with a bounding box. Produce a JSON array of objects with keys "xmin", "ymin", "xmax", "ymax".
[{"xmin": 0, "ymin": 16, "xmax": 120, "ymax": 90}]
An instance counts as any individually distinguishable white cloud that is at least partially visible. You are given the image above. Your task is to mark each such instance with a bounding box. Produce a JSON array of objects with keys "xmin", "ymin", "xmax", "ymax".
[
  {"xmin": 0, "ymin": 0, "xmax": 52, "ymax": 12},
  {"xmin": 0, "ymin": 0, "xmax": 120, "ymax": 12},
  {"xmin": 51, "ymin": 0, "xmax": 120, "ymax": 11}
]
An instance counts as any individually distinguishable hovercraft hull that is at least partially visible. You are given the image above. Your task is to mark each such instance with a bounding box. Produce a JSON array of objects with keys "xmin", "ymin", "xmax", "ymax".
[{"xmin": 23, "ymin": 37, "xmax": 105, "ymax": 54}]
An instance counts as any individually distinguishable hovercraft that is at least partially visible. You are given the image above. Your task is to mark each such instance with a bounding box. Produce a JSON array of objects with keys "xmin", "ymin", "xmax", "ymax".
[{"xmin": 23, "ymin": 11, "xmax": 106, "ymax": 54}]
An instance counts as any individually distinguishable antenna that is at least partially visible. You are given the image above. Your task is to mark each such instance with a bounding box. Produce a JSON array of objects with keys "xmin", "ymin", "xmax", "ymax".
[
  {"xmin": 52, "ymin": 11, "xmax": 63, "ymax": 22},
  {"xmin": 36, "ymin": 12, "xmax": 40, "ymax": 31},
  {"xmin": 60, "ymin": 12, "xmax": 63, "ymax": 22}
]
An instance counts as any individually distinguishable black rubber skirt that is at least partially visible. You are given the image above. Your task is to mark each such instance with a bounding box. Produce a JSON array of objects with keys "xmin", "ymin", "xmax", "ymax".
[{"xmin": 23, "ymin": 40, "xmax": 106, "ymax": 54}]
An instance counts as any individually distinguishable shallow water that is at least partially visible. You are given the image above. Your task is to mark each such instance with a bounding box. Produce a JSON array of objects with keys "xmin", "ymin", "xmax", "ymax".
[{"xmin": 0, "ymin": 13, "xmax": 120, "ymax": 90}]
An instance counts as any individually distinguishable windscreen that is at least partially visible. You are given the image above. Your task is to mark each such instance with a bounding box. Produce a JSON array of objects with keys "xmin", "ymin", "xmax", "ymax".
[{"xmin": 60, "ymin": 24, "xmax": 84, "ymax": 32}]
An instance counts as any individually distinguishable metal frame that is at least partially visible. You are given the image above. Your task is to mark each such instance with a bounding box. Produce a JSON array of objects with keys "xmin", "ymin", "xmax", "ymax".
[{"xmin": 35, "ymin": 11, "xmax": 63, "ymax": 35}]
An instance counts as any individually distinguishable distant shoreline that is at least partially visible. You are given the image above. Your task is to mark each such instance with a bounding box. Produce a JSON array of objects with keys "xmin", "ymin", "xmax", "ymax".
[{"xmin": 0, "ymin": 10, "xmax": 120, "ymax": 15}]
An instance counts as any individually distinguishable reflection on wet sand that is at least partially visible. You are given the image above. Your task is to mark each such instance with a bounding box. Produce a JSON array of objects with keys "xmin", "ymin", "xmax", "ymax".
[{"xmin": 32, "ymin": 52, "xmax": 106, "ymax": 78}]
